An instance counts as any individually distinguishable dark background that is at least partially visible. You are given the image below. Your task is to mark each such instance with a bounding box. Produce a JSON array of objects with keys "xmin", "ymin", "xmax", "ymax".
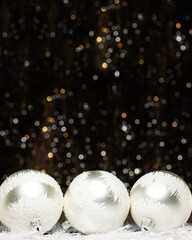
[{"xmin": 0, "ymin": 0, "xmax": 192, "ymax": 192}]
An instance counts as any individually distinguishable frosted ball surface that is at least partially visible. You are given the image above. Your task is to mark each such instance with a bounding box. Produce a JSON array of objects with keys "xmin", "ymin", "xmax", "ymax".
[
  {"xmin": 63, "ymin": 170, "xmax": 130, "ymax": 234},
  {"xmin": 0, "ymin": 169, "xmax": 64, "ymax": 233},
  {"xmin": 130, "ymin": 171, "xmax": 192, "ymax": 232}
]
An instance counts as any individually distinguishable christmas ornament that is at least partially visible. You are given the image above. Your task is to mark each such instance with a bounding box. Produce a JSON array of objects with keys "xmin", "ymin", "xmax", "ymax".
[
  {"xmin": 130, "ymin": 170, "xmax": 192, "ymax": 232},
  {"xmin": 0, "ymin": 169, "xmax": 64, "ymax": 233},
  {"xmin": 63, "ymin": 170, "xmax": 130, "ymax": 234}
]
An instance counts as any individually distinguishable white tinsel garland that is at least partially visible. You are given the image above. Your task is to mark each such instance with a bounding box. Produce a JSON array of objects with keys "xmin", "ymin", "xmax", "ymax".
[{"xmin": 0, "ymin": 224, "xmax": 192, "ymax": 240}]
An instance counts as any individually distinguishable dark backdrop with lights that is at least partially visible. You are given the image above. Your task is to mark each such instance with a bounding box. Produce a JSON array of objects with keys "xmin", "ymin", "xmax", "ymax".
[{"xmin": 0, "ymin": 0, "xmax": 192, "ymax": 192}]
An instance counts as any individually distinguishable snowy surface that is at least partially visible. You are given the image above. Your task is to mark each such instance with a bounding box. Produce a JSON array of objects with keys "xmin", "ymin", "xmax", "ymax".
[{"xmin": 0, "ymin": 224, "xmax": 192, "ymax": 240}]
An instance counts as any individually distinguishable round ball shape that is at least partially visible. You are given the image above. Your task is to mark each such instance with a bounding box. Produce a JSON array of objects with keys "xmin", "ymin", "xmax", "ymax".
[
  {"xmin": 63, "ymin": 170, "xmax": 130, "ymax": 234},
  {"xmin": 130, "ymin": 171, "xmax": 192, "ymax": 232},
  {"xmin": 0, "ymin": 169, "xmax": 63, "ymax": 233}
]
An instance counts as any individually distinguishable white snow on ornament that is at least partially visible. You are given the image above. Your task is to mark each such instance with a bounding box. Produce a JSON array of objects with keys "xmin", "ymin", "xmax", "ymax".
[
  {"xmin": 131, "ymin": 198, "xmax": 172, "ymax": 232},
  {"xmin": 68, "ymin": 171, "xmax": 128, "ymax": 204},
  {"xmin": 130, "ymin": 171, "xmax": 192, "ymax": 232},
  {"xmin": 131, "ymin": 171, "xmax": 190, "ymax": 204},
  {"xmin": 0, "ymin": 170, "xmax": 62, "ymax": 200},
  {"xmin": 63, "ymin": 171, "xmax": 130, "ymax": 234},
  {"xmin": 2, "ymin": 196, "xmax": 60, "ymax": 232},
  {"xmin": 0, "ymin": 170, "xmax": 64, "ymax": 234}
]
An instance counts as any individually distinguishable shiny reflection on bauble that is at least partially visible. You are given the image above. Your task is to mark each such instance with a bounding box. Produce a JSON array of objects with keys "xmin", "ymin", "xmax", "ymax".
[
  {"xmin": 63, "ymin": 170, "xmax": 130, "ymax": 234},
  {"xmin": 0, "ymin": 169, "xmax": 63, "ymax": 233},
  {"xmin": 130, "ymin": 170, "xmax": 192, "ymax": 232}
]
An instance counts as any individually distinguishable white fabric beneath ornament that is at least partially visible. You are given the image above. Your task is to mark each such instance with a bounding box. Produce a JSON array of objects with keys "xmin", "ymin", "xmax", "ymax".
[{"xmin": 0, "ymin": 225, "xmax": 192, "ymax": 240}]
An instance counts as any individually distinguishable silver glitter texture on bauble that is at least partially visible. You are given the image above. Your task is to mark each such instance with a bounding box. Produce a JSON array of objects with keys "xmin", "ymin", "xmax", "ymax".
[
  {"xmin": 130, "ymin": 170, "xmax": 192, "ymax": 232},
  {"xmin": 0, "ymin": 169, "xmax": 64, "ymax": 233},
  {"xmin": 63, "ymin": 170, "xmax": 130, "ymax": 234}
]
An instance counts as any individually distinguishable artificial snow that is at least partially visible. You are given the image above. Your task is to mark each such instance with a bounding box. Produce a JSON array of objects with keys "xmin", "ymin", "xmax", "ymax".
[{"xmin": 0, "ymin": 224, "xmax": 192, "ymax": 240}]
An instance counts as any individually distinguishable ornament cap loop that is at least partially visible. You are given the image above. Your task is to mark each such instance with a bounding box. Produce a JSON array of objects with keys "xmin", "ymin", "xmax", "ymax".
[
  {"xmin": 30, "ymin": 218, "xmax": 42, "ymax": 233},
  {"xmin": 61, "ymin": 220, "xmax": 71, "ymax": 231},
  {"xmin": 141, "ymin": 218, "xmax": 154, "ymax": 232}
]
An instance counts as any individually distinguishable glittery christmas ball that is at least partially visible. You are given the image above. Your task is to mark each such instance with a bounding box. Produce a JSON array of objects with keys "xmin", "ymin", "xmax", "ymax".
[
  {"xmin": 63, "ymin": 170, "xmax": 130, "ymax": 234},
  {"xmin": 0, "ymin": 169, "xmax": 64, "ymax": 233},
  {"xmin": 130, "ymin": 170, "xmax": 192, "ymax": 232}
]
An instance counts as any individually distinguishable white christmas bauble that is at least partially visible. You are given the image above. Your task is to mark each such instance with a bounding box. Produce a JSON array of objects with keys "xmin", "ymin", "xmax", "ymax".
[
  {"xmin": 0, "ymin": 169, "xmax": 64, "ymax": 233},
  {"xmin": 63, "ymin": 170, "xmax": 130, "ymax": 234},
  {"xmin": 130, "ymin": 170, "xmax": 192, "ymax": 232}
]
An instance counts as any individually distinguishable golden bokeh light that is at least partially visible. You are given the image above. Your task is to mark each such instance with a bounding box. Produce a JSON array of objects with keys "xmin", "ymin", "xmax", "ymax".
[
  {"xmin": 102, "ymin": 62, "xmax": 108, "ymax": 69},
  {"xmin": 153, "ymin": 96, "xmax": 159, "ymax": 102},
  {"xmin": 47, "ymin": 117, "xmax": 55, "ymax": 123},
  {"xmin": 46, "ymin": 96, "xmax": 52, "ymax": 102},
  {"xmin": 78, "ymin": 44, "xmax": 84, "ymax": 50},
  {"xmin": 24, "ymin": 134, "xmax": 30, "ymax": 140},
  {"xmin": 96, "ymin": 36, "xmax": 102, "ymax": 43},
  {"xmin": 101, "ymin": 27, "xmax": 109, "ymax": 33},
  {"xmin": 172, "ymin": 122, "xmax": 177, "ymax": 128},
  {"xmin": 42, "ymin": 126, "xmax": 48, "ymax": 132},
  {"xmin": 60, "ymin": 88, "xmax": 66, "ymax": 94},
  {"xmin": 71, "ymin": 14, "xmax": 76, "ymax": 20},
  {"xmin": 114, "ymin": 0, "xmax": 120, "ymax": 4},
  {"xmin": 63, "ymin": 132, "xmax": 69, "ymax": 138},
  {"xmin": 139, "ymin": 59, "xmax": 144, "ymax": 65},
  {"xmin": 48, "ymin": 152, "xmax": 54, "ymax": 158},
  {"xmin": 45, "ymin": 51, "xmax": 51, "ymax": 57},
  {"xmin": 118, "ymin": 43, "xmax": 123, "ymax": 48},
  {"xmin": 147, "ymin": 96, "xmax": 152, "ymax": 101},
  {"xmin": 176, "ymin": 23, "xmax": 181, "ymax": 29},
  {"xmin": 121, "ymin": 112, "xmax": 127, "ymax": 118},
  {"xmin": 28, "ymin": 105, "xmax": 33, "ymax": 110},
  {"xmin": 101, "ymin": 7, "xmax": 107, "ymax": 12}
]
